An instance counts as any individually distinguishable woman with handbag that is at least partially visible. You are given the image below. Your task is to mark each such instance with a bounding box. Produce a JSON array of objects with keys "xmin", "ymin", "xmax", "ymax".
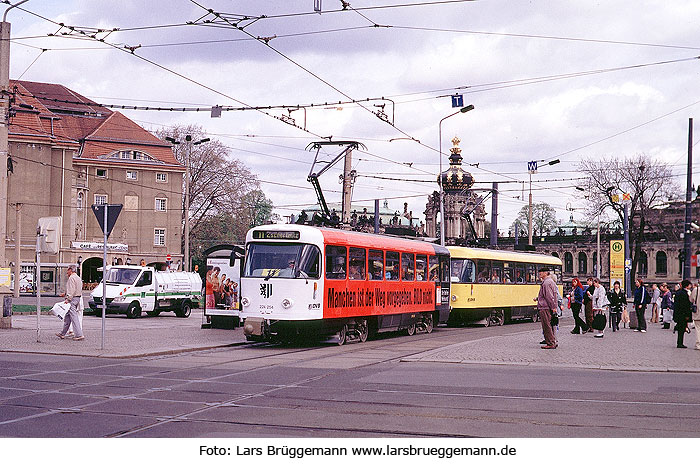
[{"xmin": 591, "ymin": 278, "xmax": 609, "ymax": 338}]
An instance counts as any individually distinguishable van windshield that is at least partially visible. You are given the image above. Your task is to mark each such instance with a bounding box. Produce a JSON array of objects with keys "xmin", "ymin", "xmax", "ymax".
[
  {"xmin": 244, "ymin": 243, "xmax": 320, "ymax": 279},
  {"xmin": 105, "ymin": 268, "xmax": 141, "ymax": 285}
]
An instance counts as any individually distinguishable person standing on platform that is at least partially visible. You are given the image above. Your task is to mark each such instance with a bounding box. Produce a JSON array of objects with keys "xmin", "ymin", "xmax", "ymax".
[
  {"xmin": 56, "ymin": 265, "xmax": 84, "ymax": 341},
  {"xmin": 651, "ymin": 283, "xmax": 661, "ymax": 324},
  {"xmin": 535, "ymin": 267, "xmax": 559, "ymax": 349},
  {"xmin": 692, "ymin": 281, "xmax": 700, "ymax": 350},
  {"xmin": 673, "ymin": 280, "xmax": 693, "ymax": 348},
  {"xmin": 569, "ymin": 278, "xmax": 588, "ymax": 334},
  {"xmin": 591, "ymin": 278, "xmax": 609, "ymax": 338},
  {"xmin": 583, "ymin": 277, "xmax": 595, "ymax": 332},
  {"xmin": 607, "ymin": 280, "xmax": 626, "ymax": 332},
  {"xmin": 633, "ymin": 278, "xmax": 649, "ymax": 333}
]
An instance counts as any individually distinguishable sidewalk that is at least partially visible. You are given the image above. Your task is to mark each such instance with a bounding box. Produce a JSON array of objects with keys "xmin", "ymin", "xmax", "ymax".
[
  {"xmin": 0, "ymin": 309, "xmax": 246, "ymax": 358},
  {"xmin": 403, "ymin": 318, "xmax": 700, "ymax": 373}
]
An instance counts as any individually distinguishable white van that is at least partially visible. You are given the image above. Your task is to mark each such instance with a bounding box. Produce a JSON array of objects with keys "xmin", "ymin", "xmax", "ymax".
[{"xmin": 88, "ymin": 266, "xmax": 202, "ymax": 318}]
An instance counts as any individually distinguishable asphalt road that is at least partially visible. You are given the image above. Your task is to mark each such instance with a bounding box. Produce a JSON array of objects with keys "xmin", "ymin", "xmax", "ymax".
[{"xmin": 2, "ymin": 321, "xmax": 700, "ymax": 438}]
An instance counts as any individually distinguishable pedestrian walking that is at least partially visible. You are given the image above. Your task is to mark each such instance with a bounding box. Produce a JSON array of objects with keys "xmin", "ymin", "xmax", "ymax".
[
  {"xmin": 583, "ymin": 277, "xmax": 595, "ymax": 332},
  {"xmin": 651, "ymin": 283, "xmax": 661, "ymax": 324},
  {"xmin": 692, "ymin": 281, "xmax": 700, "ymax": 350},
  {"xmin": 633, "ymin": 278, "xmax": 650, "ymax": 333},
  {"xmin": 673, "ymin": 280, "xmax": 693, "ymax": 348},
  {"xmin": 56, "ymin": 265, "xmax": 84, "ymax": 341},
  {"xmin": 591, "ymin": 278, "xmax": 609, "ymax": 338},
  {"xmin": 535, "ymin": 267, "xmax": 559, "ymax": 349},
  {"xmin": 569, "ymin": 278, "xmax": 588, "ymax": 334},
  {"xmin": 660, "ymin": 283, "xmax": 674, "ymax": 329},
  {"xmin": 607, "ymin": 281, "xmax": 626, "ymax": 332}
]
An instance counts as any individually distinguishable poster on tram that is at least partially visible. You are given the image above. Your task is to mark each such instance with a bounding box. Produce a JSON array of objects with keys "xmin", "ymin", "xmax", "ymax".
[{"xmin": 205, "ymin": 257, "xmax": 241, "ymax": 321}]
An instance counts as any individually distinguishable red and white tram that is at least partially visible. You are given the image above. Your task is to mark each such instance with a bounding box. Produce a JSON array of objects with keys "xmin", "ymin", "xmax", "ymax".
[{"xmin": 241, "ymin": 224, "xmax": 451, "ymax": 344}]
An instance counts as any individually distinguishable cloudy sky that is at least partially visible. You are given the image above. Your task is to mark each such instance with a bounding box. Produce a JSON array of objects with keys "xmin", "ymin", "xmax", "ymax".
[{"xmin": 7, "ymin": 0, "xmax": 700, "ymax": 232}]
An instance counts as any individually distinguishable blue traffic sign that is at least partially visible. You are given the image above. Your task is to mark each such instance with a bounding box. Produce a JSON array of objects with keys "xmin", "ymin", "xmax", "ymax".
[
  {"xmin": 527, "ymin": 160, "xmax": 538, "ymax": 173},
  {"xmin": 451, "ymin": 94, "xmax": 464, "ymax": 108}
]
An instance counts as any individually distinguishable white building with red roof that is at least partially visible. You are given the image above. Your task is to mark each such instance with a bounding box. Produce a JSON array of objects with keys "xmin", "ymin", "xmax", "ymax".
[{"xmin": 8, "ymin": 80, "xmax": 184, "ymax": 288}]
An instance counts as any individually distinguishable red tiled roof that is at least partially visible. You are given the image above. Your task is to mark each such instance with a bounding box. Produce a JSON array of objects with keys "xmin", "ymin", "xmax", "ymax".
[{"xmin": 8, "ymin": 80, "xmax": 181, "ymax": 167}]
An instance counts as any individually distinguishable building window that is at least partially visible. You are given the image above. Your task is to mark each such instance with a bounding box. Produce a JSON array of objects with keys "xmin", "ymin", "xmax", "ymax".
[
  {"xmin": 592, "ymin": 252, "xmax": 598, "ymax": 276},
  {"xmin": 96, "ymin": 168, "xmax": 107, "ymax": 178},
  {"xmin": 126, "ymin": 170, "xmax": 138, "ymax": 180},
  {"xmin": 156, "ymin": 172, "xmax": 167, "ymax": 183},
  {"xmin": 77, "ymin": 192, "xmax": 83, "ymax": 210},
  {"xmin": 656, "ymin": 251, "xmax": 667, "ymax": 275},
  {"xmin": 155, "ymin": 198, "xmax": 167, "ymax": 212},
  {"xmin": 638, "ymin": 251, "xmax": 648, "ymax": 275},
  {"xmin": 94, "ymin": 194, "xmax": 107, "ymax": 205},
  {"xmin": 578, "ymin": 252, "xmax": 587, "ymax": 275},
  {"xmin": 154, "ymin": 228, "xmax": 166, "ymax": 246},
  {"xmin": 564, "ymin": 252, "xmax": 573, "ymax": 274},
  {"xmin": 124, "ymin": 195, "xmax": 139, "ymax": 212}
]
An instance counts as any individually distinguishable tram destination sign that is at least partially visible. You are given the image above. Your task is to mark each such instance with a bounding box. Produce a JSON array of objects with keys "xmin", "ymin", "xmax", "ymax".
[{"xmin": 252, "ymin": 230, "xmax": 301, "ymax": 240}]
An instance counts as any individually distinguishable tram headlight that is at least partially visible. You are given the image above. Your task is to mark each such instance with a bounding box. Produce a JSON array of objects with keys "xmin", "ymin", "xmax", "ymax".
[
  {"xmin": 241, "ymin": 296, "xmax": 250, "ymax": 307},
  {"xmin": 451, "ymin": 295, "xmax": 457, "ymax": 302},
  {"xmin": 281, "ymin": 298, "xmax": 294, "ymax": 309}
]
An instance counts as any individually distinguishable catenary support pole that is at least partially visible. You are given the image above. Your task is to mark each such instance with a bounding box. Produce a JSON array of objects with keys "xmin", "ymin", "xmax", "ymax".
[
  {"xmin": 490, "ymin": 182, "xmax": 498, "ymax": 246},
  {"xmin": 683, "ymin": 118, "xmax": 693, "ymax": 280},
  {"xmin": 13, "ymin": 202, "xmax": 20, "ymax": 298},
  {"xmin": 35, "ymin": 227, "xmax": 40, "ymax": 342},
  {"xmin": 374, "ymin": 199, "xmax": 379, "ymax": 234},
  {"xmin": 624, "ymin": 203, "xmax": 631, "ymax": 298}
]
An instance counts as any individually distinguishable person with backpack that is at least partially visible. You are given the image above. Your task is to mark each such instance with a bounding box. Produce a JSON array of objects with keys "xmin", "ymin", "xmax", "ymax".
[
  {"xmin": 660, "ymin": 283, "xmax": 674, "ymax": 329},
  {"xmin": 633, "ymin": 278, "xmax": 650, "ymax": 333},
  {"xmin": 607, "ymin": 280, "xmax": 626, "ymax": 332}
]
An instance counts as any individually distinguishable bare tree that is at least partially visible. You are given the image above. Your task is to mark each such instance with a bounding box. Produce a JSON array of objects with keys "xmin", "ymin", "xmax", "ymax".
[
  {"xmin": 577, "ymin": 154, "xmax": 678, "ymax": 284},
  {"xmin": 510, "ymin": 202, "xmax": 558, "ymax": 236},
  {"xmin": 156, "ymin": 125, "xmax": 273, "ymax": 259}
]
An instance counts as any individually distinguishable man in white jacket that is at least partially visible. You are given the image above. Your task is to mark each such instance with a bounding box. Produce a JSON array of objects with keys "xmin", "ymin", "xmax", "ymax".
[{"xmin": 591, "ymin": 278, "xmax": 609, "ymax": 338}]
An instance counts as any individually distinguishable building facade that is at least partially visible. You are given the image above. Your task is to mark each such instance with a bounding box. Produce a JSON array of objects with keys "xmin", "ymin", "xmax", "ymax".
[{"xmin": 7, "ymin": 81, "xmax": 184, "ymax": 291}]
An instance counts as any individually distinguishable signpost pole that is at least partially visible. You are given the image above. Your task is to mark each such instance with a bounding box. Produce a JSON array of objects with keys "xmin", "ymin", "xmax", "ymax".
[
  {"xmin": 35, "ymin": 227, "xmax": 40, "ymax": 342},
  {"xmin": 101, "ymin": 205, "xmax": 107, "ymax": 350}
]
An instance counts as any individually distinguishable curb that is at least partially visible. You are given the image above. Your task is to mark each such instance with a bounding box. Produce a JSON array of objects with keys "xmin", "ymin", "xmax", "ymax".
[{"xmin": 0, "ymin": 341, "xmax": 249, "ymax": 359}]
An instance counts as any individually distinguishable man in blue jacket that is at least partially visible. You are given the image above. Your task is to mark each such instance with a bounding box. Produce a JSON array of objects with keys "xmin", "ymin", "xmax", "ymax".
[{"xmin": 633, "ymin": 278, "xmax": 649, "ymax": 333}]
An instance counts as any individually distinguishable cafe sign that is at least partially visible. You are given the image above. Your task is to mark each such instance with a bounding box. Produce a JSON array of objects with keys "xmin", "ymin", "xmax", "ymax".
[{"xmin": 71, "ymin": 241, "xmax": 128, "ymax": 253}]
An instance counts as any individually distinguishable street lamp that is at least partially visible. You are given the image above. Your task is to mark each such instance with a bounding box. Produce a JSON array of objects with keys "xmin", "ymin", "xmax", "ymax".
[
  {"xmin": 165, "ymin": 135, "xmax": 210, "ymax": 272},
  {"xmin": 528, "ymin": 158, "xmax": 560, "ymax": 246},
  {"xmin": 438, "ymin": 104, "xmax": 474, "ymax": 246}
]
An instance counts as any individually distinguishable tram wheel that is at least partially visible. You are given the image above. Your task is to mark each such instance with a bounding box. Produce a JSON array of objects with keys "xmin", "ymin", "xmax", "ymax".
[
  {"xmin": 336, "ymin": 324, "xmax": 347, "ymax": 346},
  {"xmin": 423, "ymin": 313, "xmax": 434, "ymax": 334},
  {"xmin": 405, "ymin": 323, "xmax": 416, "ymax": 336},
  {"xmin": 487, "ymin": 309, "xmax": 504, "ymax": 327},
  {"xmin": 357, "ymin": 319, "xmax": 369, "ymax": 343}
]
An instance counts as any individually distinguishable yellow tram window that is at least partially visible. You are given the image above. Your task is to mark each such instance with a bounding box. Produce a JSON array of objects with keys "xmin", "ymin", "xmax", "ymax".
[
  {"xmin": 476, "ymin": 260, "xmax": 490, "ymax": 283},
  {"xmin": 503, "ymin": 262, "xmax": 513, "ymax": 283},
  {"xmin": 515, "ymin": 263, "xmax": 526, "ymax": 283}
]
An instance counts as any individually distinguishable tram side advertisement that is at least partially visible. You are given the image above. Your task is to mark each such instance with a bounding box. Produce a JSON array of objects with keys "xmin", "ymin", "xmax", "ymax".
[{"xmin": 205, "ymin": 257, "xmax": 240, "ymax": 319}]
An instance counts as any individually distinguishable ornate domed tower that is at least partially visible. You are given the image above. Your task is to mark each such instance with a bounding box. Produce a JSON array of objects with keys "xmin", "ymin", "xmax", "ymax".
[{"xmin": 424, "ymin": 137, "xmax": 486, "ymax": 243}]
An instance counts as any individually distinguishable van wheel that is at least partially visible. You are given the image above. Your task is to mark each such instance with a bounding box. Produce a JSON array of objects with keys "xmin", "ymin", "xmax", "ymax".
[
  {"xmin": 126, "ymin": 302, "xmax": 141, "ymax": 319},
  {"xmin": 176, "ymin": 302, "xmax": 191, "ymax": 318}
]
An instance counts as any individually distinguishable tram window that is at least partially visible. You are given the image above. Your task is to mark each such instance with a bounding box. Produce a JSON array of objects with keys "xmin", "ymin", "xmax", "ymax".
[
  {"xmin": 439, "ymin": 255, "xmax": 450, "ymax": 282},
  {"xmin": 244, "ymin": 243, "xmax": 320, "ymax": 279},
  {"xmin": 349, "ymin": 248, "xmax": 366, "ymax": 280},
  {"xmin": 401, "ymin": 253, "xmax": 415, "ymax": 281},
  {"xmin": 385, "ymin": 251, "xmax": 400, "ymax": 281},
  {"xmin": 429, "ymin": 255, "xmax": 439, "ymax": 282},
  {"xmin": 369, "ymin": 249, "xmax": 384, "ymax": 281},
  {"xmin": 416, "ymin": 255, "xmax": 428, "ymax": 281},
  {"xmin": 451, "ymin": 258, "xmax": 476, "ymax": 283},
  {"xmin": 526, "ymin": 264, "xmax": 536, "ymax": 283},
  {"xmin": 325, "ymin": 246, "xmax": 347, "ymax": 280},
  {"xmin": 502, "ymin": 262, "xmax": 513, "ymax": 283},
  {"xmin": 450, "ymin": 259, "xmax": 464, "ymax": 283},
  {"xmin": 491, "ymin": 262, "xmax": 503, "ymax": 283},
  {"xmin": 476, "ymin": 260, "xmax": 490, "ymax": 283},
  {"xmin": 515, "ymin": 263, "xmax": 526, "ymax": 284}
]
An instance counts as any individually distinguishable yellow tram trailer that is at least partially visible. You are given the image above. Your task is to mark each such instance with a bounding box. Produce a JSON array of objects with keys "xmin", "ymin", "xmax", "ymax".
[{"xmin": 447, "ymin": 247, "xmax": 563, "ymax": 326}]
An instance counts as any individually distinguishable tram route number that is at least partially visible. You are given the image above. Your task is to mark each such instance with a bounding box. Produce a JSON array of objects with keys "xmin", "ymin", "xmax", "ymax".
[{"xmin": 327, "ymin": 287, "xmax": 434, "ymax": 309}]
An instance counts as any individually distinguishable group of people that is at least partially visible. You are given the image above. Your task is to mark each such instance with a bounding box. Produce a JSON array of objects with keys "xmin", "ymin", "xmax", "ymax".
[
  {"xmin": 205, "ymin": 267, "xmax": 238, "ymax": 310},
  {"xmin": 537, "ymin": 270, "xmax": 700, "ymax": 350}
]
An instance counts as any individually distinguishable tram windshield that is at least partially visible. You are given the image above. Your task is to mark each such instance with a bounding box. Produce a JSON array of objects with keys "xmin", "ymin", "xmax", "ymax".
[
  {"xmin": 244, "ymin": 243, "xmax": 321, "ymax": 279},
  {"xmin": 450, "ymin": 259, "xmax": 476, "ymax": 283}
]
